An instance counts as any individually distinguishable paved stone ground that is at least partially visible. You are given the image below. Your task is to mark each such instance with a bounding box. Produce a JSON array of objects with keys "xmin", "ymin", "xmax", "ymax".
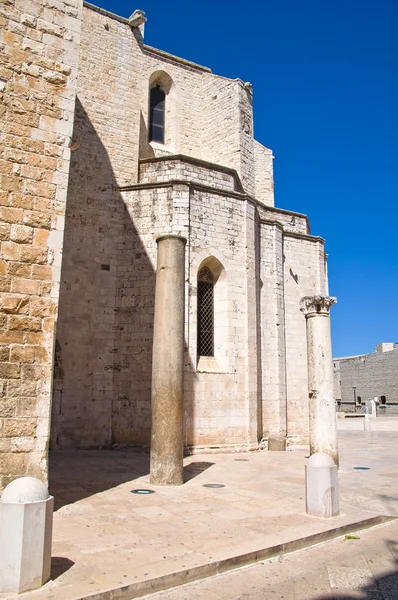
[
  {"xmin": 6, "ymin": 418, "xmax": 398, "ymax": 600},
  {"xmin": 144, "ymin": 520, "xmax": 398, "ymax": 600}
]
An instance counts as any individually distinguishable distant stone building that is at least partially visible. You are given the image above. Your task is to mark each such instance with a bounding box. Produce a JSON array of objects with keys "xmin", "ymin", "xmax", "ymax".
[
  {"xmin": 0, "ymin": 1, "xmax": 336, "ymax": 487},
  {"xmin": 334, "ymin": 343, "xmax": 398, "ymax": 415}
]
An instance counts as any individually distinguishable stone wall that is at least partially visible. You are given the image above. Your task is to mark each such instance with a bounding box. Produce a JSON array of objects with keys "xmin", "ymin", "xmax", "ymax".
[
  {"xmin": 254, "ymin": 140, "xmax": 274, "ymax": 207},
  {"xmin": 336, "ymin": 346, "xmax": 398, "ymax": 416},
  {"xmin": 50, "ymin": 3, "xmax": 272, "ymax": 450},
  {"xmin": 282, "ymin": 236, "xmax": 328, "ymax": 444},
  {"xmin": 116, "ymin": 160, "xmax": 254, "ymax": 451},
  {"xmin": 1, "ymin": 0, "xmax": 333, "ymax": 469},
  {"xmin": 0, "ymin": 0, "xmax": 81, "ymax": 486}
]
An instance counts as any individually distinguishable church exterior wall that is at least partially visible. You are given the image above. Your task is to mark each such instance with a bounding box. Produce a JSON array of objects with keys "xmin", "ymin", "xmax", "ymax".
[
  {"xmin": 0, "ymin": 0, "xmax": 82, "ymax": 486},
  {"xmin": 254, "ymin": 141, "xmax": 274, "ymax": 207},
  {"xmin": 282, "ymin": 236, "xmax": 327, "ymax": 444},
  {"xmin": 0, "ymin": 0, "xmax": 335, "ymax": 484}
]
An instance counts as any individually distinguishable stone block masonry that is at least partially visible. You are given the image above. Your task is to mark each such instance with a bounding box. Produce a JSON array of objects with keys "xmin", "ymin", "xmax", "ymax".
[
  {"xmin": 0, "ymin": 0, "xmax": 81, "ymax": 487},
  {"xmin": 0, "ymin": 1, "xmax": 335, "ymax": 484},
  {"xmin": 334, "ymin": 344, "xmax": 398, "ymax": 416}
]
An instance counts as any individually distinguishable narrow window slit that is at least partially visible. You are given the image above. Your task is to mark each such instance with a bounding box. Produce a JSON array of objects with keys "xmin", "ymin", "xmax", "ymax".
[
  {"xmin": 149, "ymin": 85, "xmax": 165, "ymax": 144},
  {"xmin": 197, "ymin": 267, "xmax": 214, "ymax": 357}
]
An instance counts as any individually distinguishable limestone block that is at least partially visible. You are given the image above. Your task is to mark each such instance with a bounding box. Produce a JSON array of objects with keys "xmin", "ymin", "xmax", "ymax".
[
  {"xmin": 268, "ymin": 437, "xmax": 286, "ymax": 451},
  {"xmin": 305, "ymin": 452, "xmax": 339, "ymax": 518},
  {"xmin": 0, "ymin": 477, "xmax": 54, "ymax": 593}
]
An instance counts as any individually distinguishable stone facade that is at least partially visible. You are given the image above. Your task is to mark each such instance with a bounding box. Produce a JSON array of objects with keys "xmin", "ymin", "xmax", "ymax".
[
  {"xmin": 334, "ymin": 344, "xmax": 398, "ymax": 416},
  {"xmin": 0, "ymin": 0, "xmax": 81, "ymax": 487},
  {"xmin": 0, "ymin": 1, "xmax": 334, "ymax": 486}
]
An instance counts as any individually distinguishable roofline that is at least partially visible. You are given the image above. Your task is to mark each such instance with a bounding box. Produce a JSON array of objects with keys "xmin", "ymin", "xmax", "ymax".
[
  {"xmin": 333, "ymin": 354, "xmax": 367, "ymax": 361},
  {"xmin": 83, "ymin": 2, "xmax": 212, "ymax": 73}
]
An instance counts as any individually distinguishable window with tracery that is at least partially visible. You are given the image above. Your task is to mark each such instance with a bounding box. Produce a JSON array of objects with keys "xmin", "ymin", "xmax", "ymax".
[
  {"xmin": 197, "ymin": 267, "xmax": 214, "ymax": 357},
  {"xmin": 149, "ymin": 85, "xmax": 165, "ymax": 144}
]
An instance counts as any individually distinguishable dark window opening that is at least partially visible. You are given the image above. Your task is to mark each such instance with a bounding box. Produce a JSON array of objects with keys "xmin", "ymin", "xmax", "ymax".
[
  {"xmin": 380, "ymin": 395, "xmax": 387, "ymax": 405},
  {"xmin": 149, "ymin": 86, "xmax": 165, "ymax": 144},
  {"xmin": 197, "ymin": 267, "xmax": 214, "ymax": 357},
  {"xmin": 356, "ymin": 396, "xmax": 362, "ymax": 404}
]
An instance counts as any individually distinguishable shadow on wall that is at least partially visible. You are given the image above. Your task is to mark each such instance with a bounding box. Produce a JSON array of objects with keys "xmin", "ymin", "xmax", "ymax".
[
  {"xmin": 51, "ymin": 97, "xmax": 156, "ymax": 452},
  {"xmin": 50, "ymin": 98, "xmax": 198, "ymax": 503}
]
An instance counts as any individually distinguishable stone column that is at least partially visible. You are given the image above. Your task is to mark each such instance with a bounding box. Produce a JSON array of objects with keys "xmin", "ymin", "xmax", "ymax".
[
  {"xmin": 150, "ymin": 235, "xmax": 187, "ymax": 486},
  {"xmin": 300, "ymin": 295, "xmax": 338, "ymax": 465}
]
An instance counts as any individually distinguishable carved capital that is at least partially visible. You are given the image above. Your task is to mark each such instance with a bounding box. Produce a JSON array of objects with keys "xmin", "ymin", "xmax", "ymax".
[{"xmin": 300, "ymin": 295, "xmax": 337, "ymax": 317}]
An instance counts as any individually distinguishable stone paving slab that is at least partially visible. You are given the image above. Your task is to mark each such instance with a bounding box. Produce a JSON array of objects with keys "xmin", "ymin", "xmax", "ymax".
[
  {"xmin": 3, "ymin": 419, "xmax": 397, "ymax": 600},
  {"xmin": 144, "ymin": 520, "xmax": 398, "ymax": 600}
]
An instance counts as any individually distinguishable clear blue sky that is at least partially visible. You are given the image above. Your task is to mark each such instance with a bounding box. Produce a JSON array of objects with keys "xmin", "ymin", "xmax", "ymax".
[{"xmin": 93, "ymin": 0, "xmax": 398, "ymax": 357}]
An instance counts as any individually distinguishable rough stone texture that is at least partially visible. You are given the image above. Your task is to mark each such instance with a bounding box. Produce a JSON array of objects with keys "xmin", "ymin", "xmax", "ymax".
[
  {"xmin": 334, "ymin": 344, "xmax": 398, "ymax": 416},
  {"xmin": 150, "ymin": 236, "xmax": 186, "ymax": 485},
  {"xmin": 0, "ymin": 1, "xmax": 334, "ymax": 481},
  {"xmin": 0, "ymin": 0, "xmax": 81, "ymax": 487},
  {"xmin": 301, "ymin": 296, "xmax": 338, "ymax": 465},
  {"xmin": 254, "ymin": 140, "xmax": 274, "ymax": 206}
]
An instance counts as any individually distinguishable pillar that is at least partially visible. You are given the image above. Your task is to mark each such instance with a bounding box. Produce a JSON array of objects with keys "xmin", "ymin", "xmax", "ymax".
[
  {"xmin": 150, "ymin": 235, "xmax": 187, "ymax": 485},
  {"xmin": 0, "ymin": 477, "xmax": 53, "ymax": 593},
  {"xmin": 300, "ymin": 295, "xmax": 339, "ymax": 465}
]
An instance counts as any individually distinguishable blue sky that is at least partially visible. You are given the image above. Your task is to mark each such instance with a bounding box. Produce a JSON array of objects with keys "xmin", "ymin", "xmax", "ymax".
[{"xmin": 93, "ymin": 0, "xmax": 397, "ymax": 357}]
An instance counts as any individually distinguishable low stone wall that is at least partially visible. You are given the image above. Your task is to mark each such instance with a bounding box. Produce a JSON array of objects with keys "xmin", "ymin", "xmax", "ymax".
[{"xmin": 336, "ymin": 402, "xmax": 398, "ymax": 417}]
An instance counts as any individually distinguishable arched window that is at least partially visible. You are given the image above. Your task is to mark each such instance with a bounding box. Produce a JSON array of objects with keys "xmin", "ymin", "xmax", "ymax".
[
  {"xmin": 197, "ymin": 267, "xmax": 214, "ymax": 357},
  {"xmin": 149, "ymin": 85, "xmax": 165, "ymax": 144}
]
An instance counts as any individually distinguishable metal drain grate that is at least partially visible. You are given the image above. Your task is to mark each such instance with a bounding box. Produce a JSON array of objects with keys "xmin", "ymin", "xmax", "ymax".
[
  {"xmin": 203, "ymin": 483, "xmax": 225, "ymax": 489},
  {"xmin": 353, "ymin": 467, "xmax": 370, "ymax": 470}
]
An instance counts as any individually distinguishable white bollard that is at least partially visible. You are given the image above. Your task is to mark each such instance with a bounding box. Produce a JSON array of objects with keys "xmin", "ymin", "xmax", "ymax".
[
  {"xmin": 305, "ymin": 452, "xmax": 339, "ymax": 518},
  {"xmin": 364, "ymin": 413, "xmax": 371, "ymax": 431},
  {"xmin": 0, "ymin": 477, "xmax": 54, "ymax": 593},
  {"xmin": 371, "ymin": 399, "xmax": 377, "ymax": 418}
]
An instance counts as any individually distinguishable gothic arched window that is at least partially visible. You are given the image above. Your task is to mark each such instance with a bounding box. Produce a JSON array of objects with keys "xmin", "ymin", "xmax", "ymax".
[
  {"xmin": 149, "ymin": 85, "xmax": 165, "ymax": 144},
  {"xmin": 197, "ymin": 267, "xmax": 214, "ymax": 357}
]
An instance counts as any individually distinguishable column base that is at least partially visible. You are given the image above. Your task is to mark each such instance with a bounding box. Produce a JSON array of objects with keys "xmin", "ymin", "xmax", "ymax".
[{"xmin": 268, "ymin": 437, "xmax": 287, "ymax": 451}]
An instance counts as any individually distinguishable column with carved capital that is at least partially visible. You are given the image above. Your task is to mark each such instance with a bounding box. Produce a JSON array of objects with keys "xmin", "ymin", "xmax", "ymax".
[{"xmin": 300, "ymin": 295, "xmax": 339, "ymax": 465}]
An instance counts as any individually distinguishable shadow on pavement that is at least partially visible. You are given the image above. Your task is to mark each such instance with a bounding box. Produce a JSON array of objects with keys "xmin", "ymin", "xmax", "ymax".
[
  {"xmin": 49, "ymin": 449, "xmax": 150, "ymax": 510},
  {"xmin": 315, "ymin": 539, "xmax": 398, "ymax": 600},
  {"xmin": 50, "ymin": 557, "xmax": 75, "ymax": 582},
  {"xmin": 49, "ymin": 452, "xmax": 217, "ymax": 509},
  {"xmin": 183, "ymin": 461, "xmax": 215, "ymax": 482}
]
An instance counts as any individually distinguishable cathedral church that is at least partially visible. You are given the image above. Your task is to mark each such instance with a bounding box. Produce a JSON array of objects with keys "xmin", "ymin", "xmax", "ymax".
[{"xmin": 0, "ymin": 1, "xmax": 337, "ymax": 487}]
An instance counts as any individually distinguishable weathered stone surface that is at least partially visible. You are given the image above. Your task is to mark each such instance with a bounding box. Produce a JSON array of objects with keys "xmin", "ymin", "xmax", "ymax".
[
  {"xmin": 0, "ymin": 0, "xmax": 82, "ymax": 486},
  {"xmin": 334, "ymin": 344, "xmax": 398, "ymax": 416},
  {"xmin": 150, "ymin": 236, "xmax": 186, "ymax": 486},
  {"xmin": 301, "ymin": 296, "xmax": 339, "ymax": 465},
  {"xmin": 1, "ymin": 1, "xmax": 334, "ymax": 485}
]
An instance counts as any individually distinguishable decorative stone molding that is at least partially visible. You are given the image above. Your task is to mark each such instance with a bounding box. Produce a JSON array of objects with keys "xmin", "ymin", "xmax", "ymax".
[
  {"xmin": 128, "ymin": 9, "xmax": 146, "ymax": 28},
  {"xmin": 300, "ymin": 295, "xmax": 337, "ymax": 317}
]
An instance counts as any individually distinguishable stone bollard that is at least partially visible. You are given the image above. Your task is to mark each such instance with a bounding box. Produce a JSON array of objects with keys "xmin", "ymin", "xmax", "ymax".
[
  {"xmin": 305, "ymin": 452, "xmax": 339, "ymax": 518},
  {"xmin": 371, "ymin": 399, "xmax": 377, "ymax": 418},
  {"xmin": 0, "ymin": 477, "xmax": 54, "ymax": 594}
]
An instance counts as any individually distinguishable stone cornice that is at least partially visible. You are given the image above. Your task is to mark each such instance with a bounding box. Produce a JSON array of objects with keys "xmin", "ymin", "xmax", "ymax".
[
  {"xmin": 143, "ymin": 46, "xmax": 211, "ymax": 73},
  {"xmin": 139, "ymin": 154, "xmax": 244, "ymax": 192},
  {"xmin": 118, "ymin": 180, "xmax": 324, "ymax": 245},
  {"xmin": 83, "ymin": 1, "xmax": 129, "ymax": 24},
  {"xmin": 83, "ymin": 4, "xmax": 212, "ymax": 72},
  {"xmin": 300, "ymin": 295, "xmax": 337, "ymax": 317}
]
